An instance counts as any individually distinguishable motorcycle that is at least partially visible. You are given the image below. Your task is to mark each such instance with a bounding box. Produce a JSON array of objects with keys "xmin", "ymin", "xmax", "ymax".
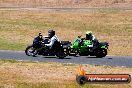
[
  {"xmin": 67, "ymin": 36, "xmax": 109, "ymax": 58},
  {"xmin": 25, "ymin": 36, "xmax": 70, "ymax": 59}
]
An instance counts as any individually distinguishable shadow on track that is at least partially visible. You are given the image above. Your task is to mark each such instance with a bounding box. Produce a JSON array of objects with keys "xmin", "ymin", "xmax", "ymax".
[
  {"xmin": 86, "ymin": 56, "xmax": 113, "ymax": 59},
  {"xmin": 43, "ymin": 56, "xmax": 71, "ymax": 59}
]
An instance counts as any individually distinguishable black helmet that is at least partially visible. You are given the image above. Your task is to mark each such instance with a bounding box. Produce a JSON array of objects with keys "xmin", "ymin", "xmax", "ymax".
[
  {"xmin": 86, "ymin": 31, "xmax": 92, "ymax": 40},
  {"xmin": 48, "ymin": 30, "xmax": 55, "ymax": 38}
]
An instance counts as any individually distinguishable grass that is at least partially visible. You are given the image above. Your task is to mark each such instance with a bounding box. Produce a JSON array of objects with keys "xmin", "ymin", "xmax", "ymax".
[
  {"xmin": 0, "ymin": 59, "xmax": 131, "ymax": 88},
  {"xmin": 0, "ymin": 10, "xmax": 132, "ymax": 55}
]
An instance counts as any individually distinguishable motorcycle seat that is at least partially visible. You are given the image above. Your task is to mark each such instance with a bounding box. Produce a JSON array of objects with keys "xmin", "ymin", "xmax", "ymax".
[{"xmin": 61, "ymin": 41, "xmax": 71, "ymax": 45}]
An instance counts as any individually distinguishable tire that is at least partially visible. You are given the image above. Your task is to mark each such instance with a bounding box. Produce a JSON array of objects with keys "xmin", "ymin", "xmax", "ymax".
[
  {"xmin": 96, "ymin": 49, "xmax": 107, "ymax": 58},
  {"xmin": 56, "ymin": 50, "xmax": 66, "ymax": 59},
  {"xmin": 25, "ymin": 45, "xmax": 38, "ymax": 56},
  {"xmin": 79, "ymin": 53, "xmax": 88, "ymax": 56},
  {"xmin": 76, "ymin": 75, "xmax": 87, "ymax": 85}
]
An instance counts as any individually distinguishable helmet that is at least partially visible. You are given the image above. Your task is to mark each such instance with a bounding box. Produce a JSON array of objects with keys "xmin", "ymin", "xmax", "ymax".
[
  {"xmin": 48, "ymin": 30, "xmax": 55, "ymax": 38},
  {"xmin": 86, "ymin": 31, "xmax": 92, "ymax": 40}
]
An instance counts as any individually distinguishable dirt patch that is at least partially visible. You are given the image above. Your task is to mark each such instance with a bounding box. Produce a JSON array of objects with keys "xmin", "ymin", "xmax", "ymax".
[
  {"xmin": 0, "ymin": 60, "xmax": 131, "ymax": 88},
  {"xmin": 0, "ymin": 0, "xmax": 132, "ymax": 8},
  {"xmin": 0, "ymin": 62, "xmax": 76, "ymax": 83}
]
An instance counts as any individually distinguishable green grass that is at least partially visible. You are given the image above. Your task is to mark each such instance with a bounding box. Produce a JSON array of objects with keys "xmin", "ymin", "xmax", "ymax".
[{"xmin": 0, "ymin": 38, "xmax": 26, "ymax": 50}]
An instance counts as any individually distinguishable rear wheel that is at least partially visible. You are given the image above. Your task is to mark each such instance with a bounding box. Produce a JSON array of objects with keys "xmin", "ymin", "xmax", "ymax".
[
  {"xmin": 25, "ymin": 45, "xmax": 38, "ymax": 57},
  {"xmin": 56, "ymin": 50, "xmax": 66, "ymax": 59},
  {"xmin": 96, "ymin": 49, "xmax": 107, "ymax": 58}
]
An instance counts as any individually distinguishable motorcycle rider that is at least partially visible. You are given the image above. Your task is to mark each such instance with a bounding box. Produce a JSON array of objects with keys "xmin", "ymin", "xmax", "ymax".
[
  {"xmin": 33, "ymin": 33, "xmax": 43, "ymax": 47},
  {"xmin": 85, "ymin": 31, "xmax": 99, "ymax": 52},
  {"xmin": 76, "ymin": 35, "xmax": 83, "ymax": 47},
  {"xmin": 45, "ymin": 30, "xmax": 60, "ymax": 54},
  {"xmin": 86, "ymin": 31, "xmax": 95, "ymax": 41}
]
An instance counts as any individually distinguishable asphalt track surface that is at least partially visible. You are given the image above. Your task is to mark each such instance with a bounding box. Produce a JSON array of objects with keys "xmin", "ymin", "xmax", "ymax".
[{"xmin": 0, "ymin": 50, "xmax": 132, "ymax": 67}]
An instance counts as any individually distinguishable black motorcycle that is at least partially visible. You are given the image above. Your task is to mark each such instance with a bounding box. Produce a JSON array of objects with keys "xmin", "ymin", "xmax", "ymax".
[{"xmin": 25, "ymin": 37, "xmax": 71, "ymax": 59}]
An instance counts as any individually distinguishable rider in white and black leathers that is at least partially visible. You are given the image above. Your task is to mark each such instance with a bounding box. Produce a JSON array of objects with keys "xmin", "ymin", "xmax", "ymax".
[{"xmin": 45, "ymin": 30, "xmax": 60, "ymax": 49}]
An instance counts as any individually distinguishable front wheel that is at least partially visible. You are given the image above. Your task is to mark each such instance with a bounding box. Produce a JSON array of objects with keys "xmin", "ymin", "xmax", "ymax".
[
  {"xmin": 25, "ymin": 45, "xmax": 38, "ymax": 57},
  {"xmin": 96, "ymin": 49, "xmax": 107, "ymax": 58}
]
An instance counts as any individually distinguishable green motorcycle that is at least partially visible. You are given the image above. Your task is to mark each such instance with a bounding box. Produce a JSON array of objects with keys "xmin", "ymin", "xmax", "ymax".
[{"xmin": 68, "ymin": 37, "xmax": 109, "ymax": 58}]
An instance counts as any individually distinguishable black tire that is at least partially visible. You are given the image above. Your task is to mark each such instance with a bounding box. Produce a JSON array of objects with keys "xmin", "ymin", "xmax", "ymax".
[
  {"xmin": 25, "ymin": 45, "xmax": 38, "ymax": 56},
  {"xmin": 76, "ymin": 75, "xmax": 87, "ymax": 85},
  {"xmin": 96, "ymin": 49, "xmax": 107, "ymax": 58},
  {"xmin": 56, "ymin": 50, "xmax": 66, "ymax": 59},
  {"xmin": 79, "ymin": 53, "xmax": 88, "ymax": 56}
]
